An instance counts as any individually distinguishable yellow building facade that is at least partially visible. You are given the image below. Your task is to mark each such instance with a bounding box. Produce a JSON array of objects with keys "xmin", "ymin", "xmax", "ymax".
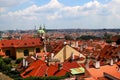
[{"xmin": 53, "ymin": 45, "xmax": 85, "ymax": 63}]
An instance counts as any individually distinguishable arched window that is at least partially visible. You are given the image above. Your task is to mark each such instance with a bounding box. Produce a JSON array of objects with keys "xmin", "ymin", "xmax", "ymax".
[
  {"xmin": 5, "ymin": 50, "xmax": 11, "ymax": 56},
  {"xmin": 24, "ymin": 50, "xmax": 29, "ymax": 56}
]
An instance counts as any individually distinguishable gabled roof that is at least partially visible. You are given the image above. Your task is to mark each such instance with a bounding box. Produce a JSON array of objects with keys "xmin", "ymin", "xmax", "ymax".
[
  {"xmin": 21, "ymin": 59, "xmax": 67, "ymax": 78},
  {"xmin": 21, "ymin": 59, "xmax": 46, "ymax": 78}
]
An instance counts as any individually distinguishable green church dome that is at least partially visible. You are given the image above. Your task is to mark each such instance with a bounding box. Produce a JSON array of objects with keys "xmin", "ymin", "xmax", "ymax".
[{"xmin": 37, "ymin": 29, "xmax": 45, "ymax": 34}]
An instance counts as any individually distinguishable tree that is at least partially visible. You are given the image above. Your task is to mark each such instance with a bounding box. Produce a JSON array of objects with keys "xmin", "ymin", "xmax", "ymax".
[
  {"xmin": 3, "ymin": 58, "xmax": 12, "ymax": 64},
  {"xmin": 76, "ymin": 35, "xmax": 100, "ymax": 40},
  {"xmin": 116, "ymin": 39, "xmax": 120, "ymax": 45},
  {"xmin": 106, "ymin": 39, "xmax": 112, "ymax": 43},
  {"xmin": 64, "ymin": 35, "xmax": 73, "ymax": 40},
  {"xmin": 15, "ymin": 58, "xmax": 23, "ymax": 64}
]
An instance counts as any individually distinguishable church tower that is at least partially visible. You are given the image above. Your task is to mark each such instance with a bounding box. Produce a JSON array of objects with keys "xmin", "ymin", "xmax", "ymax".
[{"xmin": 37, "ymin": 25, "xmax": 47, "ymax": 59}]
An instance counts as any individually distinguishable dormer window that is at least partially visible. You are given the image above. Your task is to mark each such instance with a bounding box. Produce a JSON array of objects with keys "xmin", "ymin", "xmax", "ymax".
[
  {"xmin": 11, "ymin": 43, "xmax": 14, "ymax": 45},
  {"xmin": 32, "ymin": 42, "xmax": 35, "ymax": 44},
  {"xmin": 24, "ymin": 43, "xmax": 27, "ymax": 45},
  {"xmin": 2, "ymin": 43, "xmax": 4, "ymax": 46}
]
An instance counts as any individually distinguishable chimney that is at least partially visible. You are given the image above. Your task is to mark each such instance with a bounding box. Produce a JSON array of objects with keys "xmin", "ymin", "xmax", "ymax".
[
  {"xmin": 80, "ymin": 45, "xmax": 83, "ymax": 51},
  {"xmin": 64, "ymin": 42, "xmax": 67, "ymax": 45},
  {"xmin": 110, "ymin": 59, "xmax": 113, "ymax": 66},
  {"xmin": 25, "ymin": 60, "xmax": 28, "ymax": 67},
  {"xmin": 79, "ymin": 54, "xmax": 82, "ymax": 58},
  {"xmin": 75, "ymin": 41, "xmax": 78, "ymax": 47},
  {"xmin": 23, "ymin": 58, "xmax": 26, "ymax": 67},
  {"xmin": 45, "ymin": 56, "xmax": 47, "ymax": 63},
  {"xmin": 51, "ymin": 53, "xmax": 54, "ymax": 59},
  {"xmin": 35, "ymin": 53, "xmax": 38, "ymax": 59},
  {"xmin": 95, "ymin": 60, "xmax": 100, "ymax": 69},
  {"xmin": 71, "ymin": 53, "xmax": 74, "ymax": 60},
  {"xmin": 85, "ymin": 56, "xmax": 90, "ymax": 69},
  {"xmin": 115, "ymin": 58, "xmax": 118, "ymax": 63}
]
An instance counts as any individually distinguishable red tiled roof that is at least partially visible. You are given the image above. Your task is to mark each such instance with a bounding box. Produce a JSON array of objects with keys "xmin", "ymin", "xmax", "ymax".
[
  {"xmin": 0, "ymin": 38, "xmax": 43, "ymax": 48},
  {"xmin": 21, "ymin": 59, "xmax": 46, "ymax": 78},
  {"xmin": 47, "ymin": 64, "xmax": 58, "ymax": 76},
  {"xmin": 52, "ymin": 42, "xmax": 64, "ymax": 55},
  {"xmin": 87, "ymin": 64, "xmax": 120, "ymax": 80},
  {"xmin": 63, "ymin": 61, "xmax": 80, "ymax": 72},
  {"xmin": 55, "ymin": 69, "xmax": 67, "ymax": 76},
  {"xmin": 84, "ymin": 77, "xmax": 96, "ymax": 80},
  {"xmin": 0, "ymin": 39, "xmax": 21, "ymax": 48},
  {"xmin": 111, "ymin": 36, "xmax": 120, "ymax": 42},
  {"xmin": 16, "ymin": 38, "xmax": 43, "ymax": 48},
  {"xmin": 28, "ymin": 64, "xmax": 48, "ymax": 77},
  {"xmin": 99, "ymin": 45, "xmax": 118, "ymax": 59}
]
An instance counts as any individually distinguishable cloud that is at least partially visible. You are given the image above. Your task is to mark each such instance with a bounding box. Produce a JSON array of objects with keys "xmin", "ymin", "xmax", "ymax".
[
  {"xmin": 0, "ymin": 0, "xmax": 29, "ymax": 7},
  {"xmin": 0, "ymin": 7, "xmax": 6, "ymax": 12},
  {"xmin": 0, "ymin": 0, "xmax": 120, "ymax": 30}
]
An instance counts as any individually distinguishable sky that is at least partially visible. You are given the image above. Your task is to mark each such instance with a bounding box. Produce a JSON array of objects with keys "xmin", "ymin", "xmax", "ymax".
[{"xmin": 0, "ymin": 0, "xmax": 120, "ymax": 30}]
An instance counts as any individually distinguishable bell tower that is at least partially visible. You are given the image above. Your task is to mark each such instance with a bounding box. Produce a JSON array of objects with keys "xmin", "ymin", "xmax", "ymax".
[{"xmin": 37, "ymin": 24, "xmax": 47, "ymax": 59}]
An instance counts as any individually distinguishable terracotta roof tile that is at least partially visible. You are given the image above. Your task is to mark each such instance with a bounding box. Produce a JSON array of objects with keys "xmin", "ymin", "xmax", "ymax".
[
  {"xmin": 0, "ymin": 38, "xmax": 43, "ymax": 48},
  {"xmin": 87, "ymin": 64, "xmax": 120, "ymax": 80},
  {"xmin": 21, "ymin": 59, "xmax": 46, "ymax": 78},
  {"xmin": 63, "ymin": 61, "xmax": 80, "ymax": 72},
  {"xmin": 47, "ymin": 64, "xmax": 58, "ymax": 76},
  {"xmin": 29, "ymin": 64, "xmax": 48, "ymax": 77},
  {"xmin": 55, "ymin": 69, "xmax": 67, "ymax": 76},
  {"xmin": 99, "ymin": 45, "xmax": 119, "ymax": 59}
]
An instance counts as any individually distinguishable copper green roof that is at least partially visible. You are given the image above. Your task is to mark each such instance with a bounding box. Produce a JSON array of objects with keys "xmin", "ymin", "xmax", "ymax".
[
  {"xmin": 70, "ymin": 67, "xmax": 85, "ymax": 75},
  {"xmin": 37, "ymin": 29, "xmax": 45, "ymax": 34}
]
